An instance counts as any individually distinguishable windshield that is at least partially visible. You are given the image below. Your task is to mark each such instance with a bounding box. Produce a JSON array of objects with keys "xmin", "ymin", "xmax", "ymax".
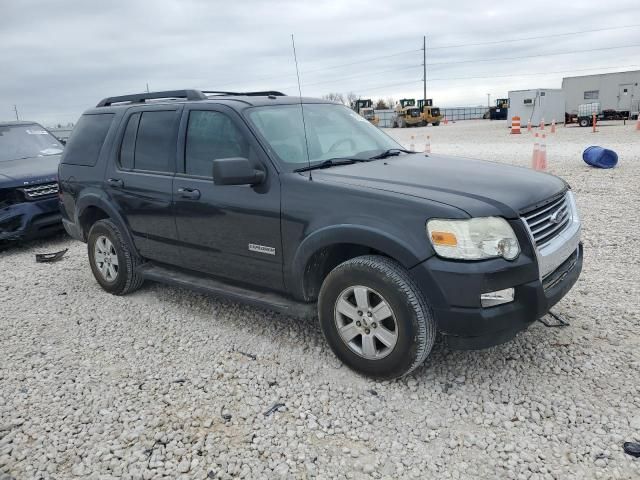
[
  {"xmin": 0, "ymin": 124, "xmax": 63, "ymax": 162},
  {"xmin": 246, "ymin": 104, "xmax": 401, "ymax": 168}
]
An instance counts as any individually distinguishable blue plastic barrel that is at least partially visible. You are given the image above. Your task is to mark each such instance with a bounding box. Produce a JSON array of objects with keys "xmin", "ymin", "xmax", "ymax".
[{"xmin": 582, "ymin": 146, "xmax": 618, "ymax": 169}]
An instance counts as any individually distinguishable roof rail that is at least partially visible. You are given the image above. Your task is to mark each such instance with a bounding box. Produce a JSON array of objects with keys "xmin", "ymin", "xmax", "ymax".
[
  {"xmin": 96, "ymin": 89, "xmax": 207, "ymax": 107},
  {"xmin": 202, "ymin": 90, "xmax": 286, "ymax": 97}
]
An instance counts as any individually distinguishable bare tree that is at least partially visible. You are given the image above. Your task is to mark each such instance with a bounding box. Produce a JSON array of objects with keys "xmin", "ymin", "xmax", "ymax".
[
  {"xmin": 386, "ymin": 97, "xmax": 396, "ymax": 109},
  {"xmin": 322, "ymin": 92, "xmax": 346, "ymax": 104},
  {"xmin": 346, "ymin": 92, "xmax": 359, "ymax": 107},
  {"xmin": 374, "ymin": 99, "xmax": 387, "ymax": 109}
]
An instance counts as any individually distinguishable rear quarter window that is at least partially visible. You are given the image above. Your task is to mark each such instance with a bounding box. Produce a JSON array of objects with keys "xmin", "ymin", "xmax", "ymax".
[{"xmin": 61, "ymin": 113, "xmax": 114, "ymax": 166}]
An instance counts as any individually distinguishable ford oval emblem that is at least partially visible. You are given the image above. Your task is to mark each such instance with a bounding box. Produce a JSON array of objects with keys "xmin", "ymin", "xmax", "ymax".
[{"xmin": 549, "ymin": 210, "xmax": 563, "ymax": 224}]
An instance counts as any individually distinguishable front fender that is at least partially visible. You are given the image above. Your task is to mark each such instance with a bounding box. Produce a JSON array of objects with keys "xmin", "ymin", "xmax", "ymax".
[{"xmin": 288, "ymin": 224, "xmax": 432, "ymax": 300}]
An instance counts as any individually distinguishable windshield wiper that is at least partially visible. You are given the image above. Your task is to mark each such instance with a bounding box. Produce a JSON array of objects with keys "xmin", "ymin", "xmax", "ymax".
[
  {"xmin": 369, "ymin": 148, "xmax": 414, "ymax": 160},
  {"xmin": 293, "ymin": 158, "xmax": 369, "ymax": 173}
]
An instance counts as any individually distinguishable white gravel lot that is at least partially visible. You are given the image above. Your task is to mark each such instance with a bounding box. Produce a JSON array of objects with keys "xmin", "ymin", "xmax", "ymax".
[{"xmin": 1, "ymin": 120, "xmax": 639, "ymax": 479}]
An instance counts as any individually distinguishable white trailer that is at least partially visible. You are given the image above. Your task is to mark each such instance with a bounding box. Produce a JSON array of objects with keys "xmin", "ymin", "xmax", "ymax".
[
  {"xmin": 562, "ymin": 70, "xmax": 640, "ymax": 119},
  {"xmin": 507, "ymin": 89, "xmax": 565, "ymax": 127}
]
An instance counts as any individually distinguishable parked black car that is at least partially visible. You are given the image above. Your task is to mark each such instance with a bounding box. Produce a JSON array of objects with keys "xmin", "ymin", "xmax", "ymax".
[
  {"xmin": 0, "ymin": 121, "xmax": 64, "ymax": 242},
  {"xmin": 59, "ymin": 90, "xmax": 583, "ymax": 379}
]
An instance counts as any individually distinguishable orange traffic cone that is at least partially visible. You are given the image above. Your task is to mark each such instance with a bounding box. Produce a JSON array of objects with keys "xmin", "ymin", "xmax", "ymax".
[
  {"xmin": 527, "ymin": 120, "xmax": 532, "ymax": 132},
  {"xmin": 425, "ymin": 135, "xmax": 431, "ymax": 154},
  {"xmin": 532, "ymin": 133, "xmax": 540, "ymax": 170},
  {"xmin": 539, "ymin": 134, "xmax": 548, "ymax": 170},
  {"xmin": 409, "ymin": 135, "xmax": 415, "ymax": 151},
  {"xmin": 444, "ymin": 117, "xmax": 449, "ymax": 125},
  {"xmin": 635, "ymin": 117, "xmax": 640, "ymax": 131},
  {"xmin": 511, "ymin": 116, "xmax": 521, "ymax": 134},
  {"xmin": 551, "ymin": 119, "xmax": 556, "ymax": 134},
  {"xmin": 540, "ymin": 118, "xmax": 545, "ymax": 130}
]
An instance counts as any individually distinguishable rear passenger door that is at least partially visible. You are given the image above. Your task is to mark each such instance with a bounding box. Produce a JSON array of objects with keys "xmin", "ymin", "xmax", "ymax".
[
  {"xmin": 104, "ymin": 105, "xmax": 182, "ymax": 264},
  {"xmin": 173, "ymin": 105, "xmax": 284, "ymax": 291}
]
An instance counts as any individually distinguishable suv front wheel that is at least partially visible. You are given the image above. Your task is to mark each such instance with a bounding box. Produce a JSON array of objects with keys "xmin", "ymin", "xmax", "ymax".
[
  {"xmin": 318, "ymin": 255, "xmax": 436, "ymax": 379},
  {"xmin": 87, "ymin": 219, "xmax": 144, "ymax": 295}
]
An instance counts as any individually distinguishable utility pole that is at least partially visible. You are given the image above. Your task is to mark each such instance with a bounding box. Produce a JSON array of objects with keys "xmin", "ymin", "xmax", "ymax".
[
  {"xmin": 146, "ymin": 83, "xmax": 150, "ymax": 93},
  {"xmin": 487, "ymin": 93, "xmax": 490, "ymax": 109},
  {"xmin": 13, "ymin": 105, "xmax": 19, "ymax": 121},
  {"xmin": 423, "ymin": 36, "xmax": 427, "ymax": 106}
]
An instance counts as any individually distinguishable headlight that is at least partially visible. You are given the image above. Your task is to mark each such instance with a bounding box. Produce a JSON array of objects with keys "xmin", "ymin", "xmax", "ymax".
[{"xmin": 427, "ymin": 217, "xmax": 520, "ymax": 260}]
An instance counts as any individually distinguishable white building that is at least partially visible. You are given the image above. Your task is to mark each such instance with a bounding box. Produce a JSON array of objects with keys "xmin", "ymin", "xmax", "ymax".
[
  {"xmin": 562, "ymin": 70, "xmax": 640, "ymax": 116},
  {"xmin": 507, "ymin": 89, "xmax": 565, "ymax": 127}
]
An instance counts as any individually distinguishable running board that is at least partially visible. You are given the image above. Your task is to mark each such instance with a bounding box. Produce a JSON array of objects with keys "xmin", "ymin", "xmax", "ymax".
[{"xmin": 138, "ymin": 263, "xmax": 316, "ymax": 319}]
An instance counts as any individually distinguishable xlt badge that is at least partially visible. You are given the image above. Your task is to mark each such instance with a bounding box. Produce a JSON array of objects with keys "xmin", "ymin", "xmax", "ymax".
[{"xmin": 248, "ymin": 244, "xmax": 276, "ymax": 255}]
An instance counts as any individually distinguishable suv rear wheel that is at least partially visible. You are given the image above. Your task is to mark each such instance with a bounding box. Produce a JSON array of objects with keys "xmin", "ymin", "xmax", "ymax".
[
  {"xmin": 318, "ymin": 255, "xmax": 435, "ymax": 379},
  {"xmin": 88, "ymin": 219, "xmax": 144, "ymax": 295}
]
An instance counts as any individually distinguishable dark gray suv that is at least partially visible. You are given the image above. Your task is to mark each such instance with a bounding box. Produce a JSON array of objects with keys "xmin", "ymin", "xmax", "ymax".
[{"xmin": 58, "ymin": 89, "xmax": 582, "ymax": 379}]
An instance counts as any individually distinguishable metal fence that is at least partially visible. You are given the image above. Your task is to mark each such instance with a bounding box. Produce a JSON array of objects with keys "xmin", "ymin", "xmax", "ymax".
[
  {"xmin": 440, "ymin": 107, "xmax": 488, "ymax": 121},
  {"xmin": 375, "ymin": 106, "xmax": 490, "ymax": 127}
]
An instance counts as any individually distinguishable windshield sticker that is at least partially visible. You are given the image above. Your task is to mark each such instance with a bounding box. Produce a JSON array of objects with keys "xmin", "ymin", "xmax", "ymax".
[{"xmin": 26, "ymin": 129, "xmax": 49, "ymax": 135}]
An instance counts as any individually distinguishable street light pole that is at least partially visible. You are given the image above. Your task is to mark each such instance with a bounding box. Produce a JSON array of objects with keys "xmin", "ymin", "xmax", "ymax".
[{"xmin": 13, "ymin": 105, "xmax": 19, "ymax": 121}]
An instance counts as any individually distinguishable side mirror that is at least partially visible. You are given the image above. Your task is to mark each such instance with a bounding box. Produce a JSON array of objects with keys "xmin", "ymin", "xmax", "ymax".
[{"xmin": 212, "ymin": 157, "xmax": 265, "ymax": 186}]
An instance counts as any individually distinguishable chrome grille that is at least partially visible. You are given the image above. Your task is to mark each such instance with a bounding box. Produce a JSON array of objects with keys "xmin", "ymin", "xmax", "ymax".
[
  {"xmin": 21, "ymin": 183, "xmax": 59, "ymax": 200},
  {"xmin": 522, "ymin": 193, "xmax": 571, "ymax": 248}
]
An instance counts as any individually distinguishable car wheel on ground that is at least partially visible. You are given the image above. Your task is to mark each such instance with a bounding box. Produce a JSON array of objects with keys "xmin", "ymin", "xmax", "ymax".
[
  {"xmin": 432, "ymin": 121, "xmax": 440, "ymax": 126},
  {"xmin": 318, "ymin": 255, "xmax": 436, "ymax": 379},
  {"xmin": 87, "ymin": 219, "xmax": 144, "ymax": 295},
  {"xmin": 579, "ymin": 118, "xmax": 590, "ymax": 127}
]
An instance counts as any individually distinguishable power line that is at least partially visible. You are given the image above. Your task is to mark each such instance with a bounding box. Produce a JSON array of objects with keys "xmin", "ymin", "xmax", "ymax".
[
  {"xmin": 427, "ymin": 43, "xmax": 640, "ymax": 66},
  {"xmin": 428, "ymin": 23, "xmax": 640, "ymax": 49},
  {"xmin": 426, "ymin": 64, "xmax": 640, "ymax": 82},
  {"xmin": 215, "ymin": 48, "xmax": 421, "ymax": 88},
  {"xmin": 289, "ymin": 64, "xmax": 422, "ymax": 89},
  {"xmin": 301, "ymin": 49, "xmax": 422, "ymax": 75}
]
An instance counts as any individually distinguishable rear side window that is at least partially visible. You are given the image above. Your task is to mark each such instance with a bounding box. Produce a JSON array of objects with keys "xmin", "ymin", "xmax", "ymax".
[
  {"xmin": 119, "ymin": 112, "xmax": 140, "ymax": 169},
  {"xmin": 62, "ymin": 114, "xmax": 114, "ymax": 166},
  {"xmin": 132, "ymin": 111, "xmax": 178, "ymax": 172}
]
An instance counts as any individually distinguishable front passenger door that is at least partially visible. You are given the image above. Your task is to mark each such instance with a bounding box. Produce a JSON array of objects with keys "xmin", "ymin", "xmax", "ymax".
[{"xmin": 173, "ymin": 106, "xmax": 283, "ymax": 292}]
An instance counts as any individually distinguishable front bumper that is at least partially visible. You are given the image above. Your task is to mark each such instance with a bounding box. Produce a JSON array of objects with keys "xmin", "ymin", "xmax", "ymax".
[
  {"xmin": 409, "ymin": 242, "xmax": 583, "ymax": 350},
  {"xmin": 0, "ymin": 198, "xmax": 62, "ymax": 242}
]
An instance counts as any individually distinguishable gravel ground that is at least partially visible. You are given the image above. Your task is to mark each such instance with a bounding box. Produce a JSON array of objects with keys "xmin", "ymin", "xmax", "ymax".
[{"xmin": 1, "ymin": 120, "xmax": 639, "ymax": 479}]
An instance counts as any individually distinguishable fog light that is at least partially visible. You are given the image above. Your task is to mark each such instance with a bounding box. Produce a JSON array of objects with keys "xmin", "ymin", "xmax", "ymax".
[{"xmin": 480, "ymin": 288, "xmax": 514, "ymax": 307}]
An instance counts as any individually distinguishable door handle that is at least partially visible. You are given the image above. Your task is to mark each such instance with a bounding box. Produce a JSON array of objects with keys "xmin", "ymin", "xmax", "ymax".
[
  {"xmin": 177, "ymin": 187, "xmax": 201, "ymax": 200},
  {"xmin": 107, "ymin": 178, "xmax": 124, "ymax": 188}
]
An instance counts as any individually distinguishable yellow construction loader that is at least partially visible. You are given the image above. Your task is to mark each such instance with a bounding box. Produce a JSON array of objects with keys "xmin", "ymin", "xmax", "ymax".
[
  {"xmin": 418, "ymin": 99, "xmax": 442, "ymax": 126},
  {"xmin": 351, "ymin": 99, "xmax": 379, "ymax": 126},
  {"xmin": 392, "ymin": 99, "xmax": 423, "ymax": 128}
]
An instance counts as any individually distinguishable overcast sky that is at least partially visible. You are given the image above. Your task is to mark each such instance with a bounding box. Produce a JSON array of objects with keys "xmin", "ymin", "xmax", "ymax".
[{"xmin": 1, "ymin": 0, "xmax": 639, "ymax": 125}]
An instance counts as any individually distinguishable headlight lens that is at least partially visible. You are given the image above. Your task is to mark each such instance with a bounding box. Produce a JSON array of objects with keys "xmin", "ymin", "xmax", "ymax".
[{"xmin": 427, "ymin": 217, "xmax": 520, "ymax": 260}]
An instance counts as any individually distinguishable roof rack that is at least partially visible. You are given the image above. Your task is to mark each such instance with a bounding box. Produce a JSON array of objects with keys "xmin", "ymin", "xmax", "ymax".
[
  {"xmin": 202, "ymin": 90, "xmax": 286, "ymax": 97},
  {"xmin": 96, "ymin": 89, "xmax": 207, "ymax": 107},
  {"xmin": 96, "ymin": 89, "xmax": 287, "ymax": 107}
]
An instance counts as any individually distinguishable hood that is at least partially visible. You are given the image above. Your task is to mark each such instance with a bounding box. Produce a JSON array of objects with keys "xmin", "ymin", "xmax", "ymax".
[
  {"xmin": 0, "ymin": 155, "xmax": 60, "ymax": 187},
  {"xmin": 312, "ymin": 153, "xmax": 567, "ymax": 218}
]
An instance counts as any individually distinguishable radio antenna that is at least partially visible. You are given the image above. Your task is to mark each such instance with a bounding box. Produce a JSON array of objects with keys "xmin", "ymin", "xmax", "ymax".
[{"xmin": 291, "ymin": 34, "xmax": 312, "ymax": 179}]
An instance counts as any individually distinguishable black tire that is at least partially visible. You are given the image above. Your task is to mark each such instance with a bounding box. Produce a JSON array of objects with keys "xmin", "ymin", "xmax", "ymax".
[
  {"xmin": 87, "ymin": 219, "xmax": 144, "ymax": 295},
  {"xmin": 432, "ymin": 121, "xmax": 440, "ymax": 126},
  {"xmin": 579, "ymin": 118, "xmax": 590, "ymax": 127},
  {"xmin": 318, "ymin": 255, "xmax": 436, "ymax": 379}
]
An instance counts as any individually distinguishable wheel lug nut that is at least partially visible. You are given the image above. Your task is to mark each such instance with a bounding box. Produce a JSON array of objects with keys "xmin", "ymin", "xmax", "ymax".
[
  {"xmin": 371, "ymin": 323, "xmax": 377, "ymax": 328},
  {"xmin": 365, "ymin": 329, "xmax": 370, "ymax": 334},
  {"xmin": 357, "ymin": 311, "xmax": 363, "ymax": 316},
  {"xmin": 367, "ymin": 312, "xmax": 372, "ymax": 317},
  {"xmin": 356, "ymin": 321, "xmax": 361, "ymax": 327}
]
